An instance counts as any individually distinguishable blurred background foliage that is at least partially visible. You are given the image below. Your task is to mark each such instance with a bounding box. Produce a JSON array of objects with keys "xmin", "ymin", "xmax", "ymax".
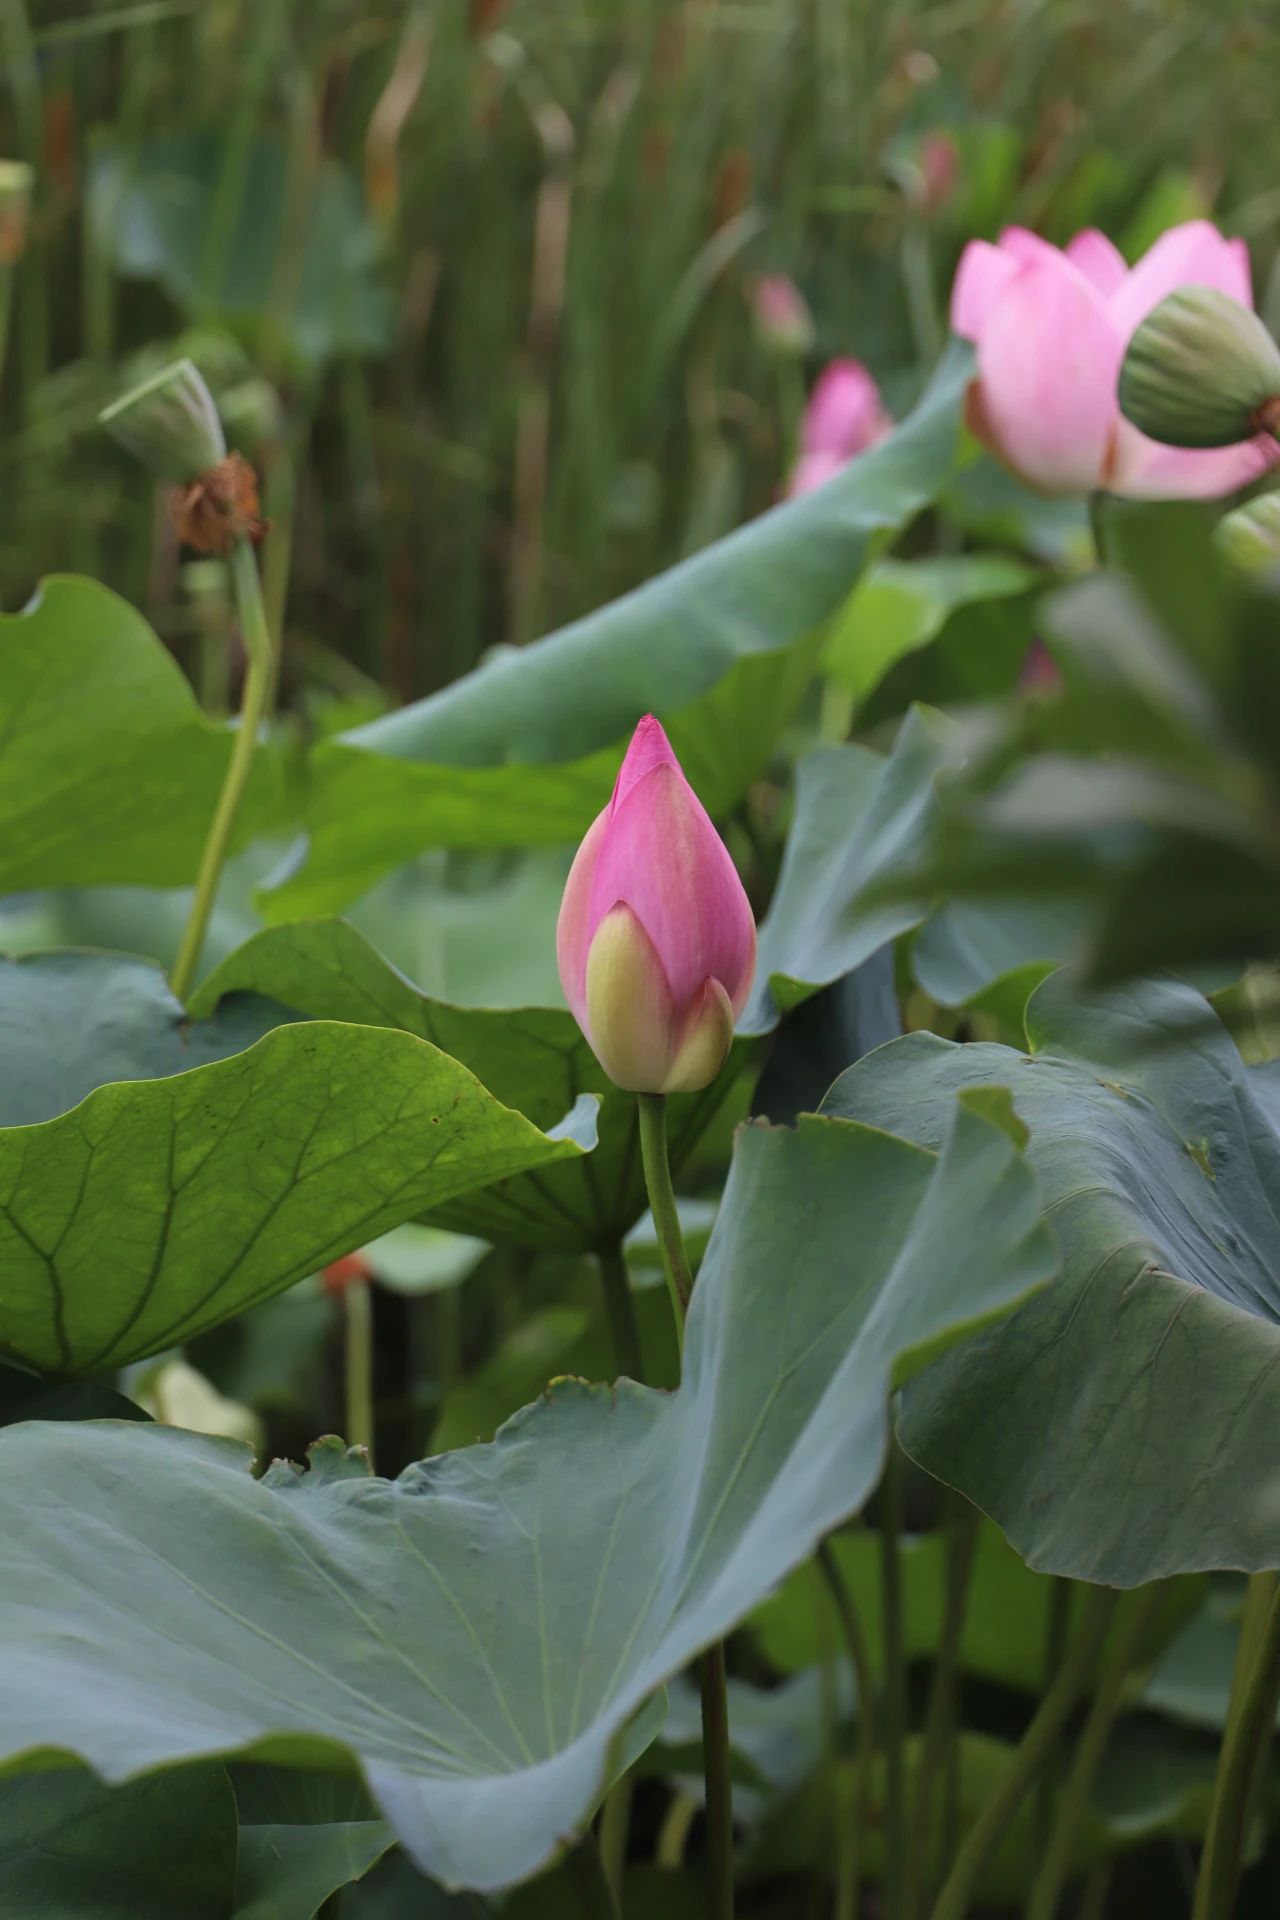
[
  {"xmin": 8, "ymin": 9, "xmax": 1280, "ymax": 1914},
  {"xmin": 3, "ymin": 0, "xmax": 1280, "ymax": 710}
]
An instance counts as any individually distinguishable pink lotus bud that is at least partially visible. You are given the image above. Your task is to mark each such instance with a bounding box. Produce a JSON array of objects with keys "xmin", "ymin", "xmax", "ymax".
[
  {"xmin": 949, "ymin": 218, "xmax": 1278, "ymax": 499},
  {"xmin": 919, "ymin": 132, "xmax": 959, "ymax": 215},
  {"xmin": 788, "ymin": 358, "xmax": 894, "ymax": 495},
  {"xmin": 557, "ymin": 717, "xmax": 756, "ymax": 1094},
  {"xmin": 751, "ymin": 273, "xmax": 814, "ymax": 355}
]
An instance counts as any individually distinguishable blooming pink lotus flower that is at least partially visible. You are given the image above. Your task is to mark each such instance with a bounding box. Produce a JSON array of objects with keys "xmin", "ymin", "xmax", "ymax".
[
  {"xmin": 789, "ymin": 358, "xmax": 895, "ymax": 496},
  {"xmin": 951, "ymin": 219, "xmax": 1276, "ymax": 498},
  {"xmin": 557, "ymin": 717, "xmax": 756, "ymax": 1094}
]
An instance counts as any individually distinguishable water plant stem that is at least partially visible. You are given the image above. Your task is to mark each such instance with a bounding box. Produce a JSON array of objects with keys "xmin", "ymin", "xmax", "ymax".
[
  {"xmin": 1076, "ymin": 1862, "xmax": 1113, "ymax": 1920},
  {"xmin": 636, "ymin": 1093, "xmax": 693, "ymax": 1336},
  {"xmin": 930, "ymin": 1586, "xmax": 1121, "ymax": 1920},
  {"xmin": 909, "ymin": 1492, "xmax": 980, "ymax": 1918},
  {"xmin": 1035, "ymin": 1577, "xmax": 1074, "ymax": 1851},
  {"xmin": 1, "ymin": 0, "xmax": 45, "ymax": 409},
  {"xmin": 1192, "ymin": 1573, "xmax": 1280, "ymax": 1920},
  {"xmin": 1026, "ymin": 1584, "xmax": 1167, "ymax": 1920},
  {"xmin": 596, "ymin": 1244, "xmax": 644, "ymax": 1381},
  {"xmin": 636, "ymin": 1088, "xmax": 732, "ymax": 1917},
  {"xmin": 701, "ymin": 1643, "xmax": 735, "ymax": 1920},
  {"xmin": 818, "ymin": 1537, "xmax": 876, "ymax": 1918},
  {"xmin": 169, "ymin": 541, "xmax": 273, "ymax": 1003},
  {"xmin": 597, "ymin": 1773, "xmax": 632, "ymax": 1898},
  {"xmin": 343, "ymin": 1279, "xmax": 375, "ymax": 1464},
  {"xmin": 880, "ymin": 1432, "xmax": 908, "ymax": 1920},
  {"xmin": 567, "ymin": 1830, "xmax": 621, "ymax": 1920}
]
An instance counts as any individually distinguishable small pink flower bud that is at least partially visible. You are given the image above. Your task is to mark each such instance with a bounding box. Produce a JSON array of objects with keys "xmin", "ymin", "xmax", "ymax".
[
  {"xmin": 557, "ymin": 717, "xmax": 756, "ymax": 1095},
  {"xmin": 788, "ymin": 358, "xmax": 894, "ymax": 495},
  {"xmin": 919, "ymin": 132, "xmax": 959, "ymax": 215},
  {"xmin": 751, "ymin": 273, "xmax": 814, "ymax": 355}
]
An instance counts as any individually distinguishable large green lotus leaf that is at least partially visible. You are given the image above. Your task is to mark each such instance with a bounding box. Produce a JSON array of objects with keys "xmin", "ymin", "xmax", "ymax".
[
  {"xmin": 191, "ymin": 917, "xmax": 750, "ymax": 1252},
  {"xmin": 343, "ymin": 1853, "xmax": 483, "ymax": 1917},
  {"xmin": 0, "ymin": 1095, "xmax": 1053, "ymax": 1891},
  {"xmin": 0, "ymin": 954, "xmax": 592, "ymax": 1376},
  {"xmin": 823, "ymin": 969, "xmax": 1280, "ymax": 1585},
  {"xmin": 0, "ymin": 951, "xmax": 295, "ymax": 1128},
  {"xmin": 0, "ymin": 1361, "xmax": 148, "ymax": 1428},
  {"xmin": 234, "ymin": 1823, "xmax": 394, "ymax": 1920},
  {"xmin": 91, "ymin": 133, "xmax": 391, "ymax": 367},
  {"xmin": 229, "ymin": 1768, "xmax": 393, "ymax": 1920},
  {"xmin": 823, "ymin": 553, "xmax": 1039, "ymax": 708},
  {"xmin": 742, "ymin": 706, "xmax": 964, "ymax": 1033},
  {"xmin": 260, "ymin": 347, "xmax": 971, "ymax": 918},
  {"xmin": 911, "ymin": 897, "xmax": 1084, "ymax": 1039},
  {"xmin": 0, "ymin": 578, "xmax": 282, "ymax": 894},
  {"xmin": 0, "ymin": 1764, "xmax": 237, "ymax": 1919}
]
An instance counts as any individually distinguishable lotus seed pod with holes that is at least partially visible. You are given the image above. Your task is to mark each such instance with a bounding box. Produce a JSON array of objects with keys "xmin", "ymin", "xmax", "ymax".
[
  {"xmin": 1119, "ymin": 286, "xmax": 1280, "ymax": 449},
  {"xmin": 99, "ymin": 358, "xmax": 227, "ymax": 482}
]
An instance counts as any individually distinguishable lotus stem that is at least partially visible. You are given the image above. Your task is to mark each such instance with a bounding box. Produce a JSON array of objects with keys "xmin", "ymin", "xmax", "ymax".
[
  {"xmin": 1192, "ymin": 1572, "xmax": 1280, "ymax": 1920},
  {"xmin": 169, "ymin": 541, "xmax": 273, "ymax": 1003},
  {"xmin": 596, "ymin": 1244, "xmax": 644, "ymax": 1382},
  {"xmin": 880, "ymin": 1432, "xmax": 908, "ymax": 1919},
  {"xmin": 567, "ymin": 1829, "xmax": 621, "ymax": 1920},
  {"xmin": 636, "ymin": 1089, "xmax": 733, "ymax": 1916},
  {"xmin": 818, "ymin": 1536, "xmax": 877, "ymax": 1917},
  {"xmin": 343, "ymin": 1278, "xmax": 375, "ymax": 1465},
  {"xmin": 1027, "ymin": 1583, "xmax": 1167, "ymax": 1920},
  {"xmin": 909, "ymin": 1491, "xmax": 980, "ymax": 1917},
  {"xmin": 930, "ymin": 1585, "xmax": 1120, "ymax": 1920},
  {"xmin": 700, "ymin": 1642, "xmax": 736, "ymax": 1920},
  {"xmin": 636, "ymin": 1093, "xmax": 693, "ymax": 1337}
]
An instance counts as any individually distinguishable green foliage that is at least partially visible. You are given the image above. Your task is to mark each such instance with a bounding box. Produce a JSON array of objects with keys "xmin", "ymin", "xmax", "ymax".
[
  {"xmin": 0, "ymin": 1095, "xmax": 1051, "ymax": 1889},
  {"xmin": 259, "ymin": 344, "xmax": 970, "ymax": 916},
  {"xmin": 0, "ymin": 579, "xmax": 281, "ymax": 893},
  {"xmin": 745, "ymin": 706, "xmax": 963, "ymax": 1030},
  {"xmin": 0, "ymin": 950, "xmax": 590, "ymax": 1375},
  {"xmin": 6, "ymin": 15, "xmax": 1280, "ymax": 1909},
  {"xmin": 826, "ymin": 970, "xmax": 1280, "ymax": 1585},
  {"xmin": 91, "ymin": 132, "xmax": 391, "ymax": 369},
  {"xmin": 191, "ymin": 917, "xmax": 746, "ymax": 1250},
  {"xmin": 0, "ymin": 1766, "xmax": 238, "ymax": 1919},
  {"xmin": 823, "ymin": 554, "xmax": 1041, "ymax": 709}
]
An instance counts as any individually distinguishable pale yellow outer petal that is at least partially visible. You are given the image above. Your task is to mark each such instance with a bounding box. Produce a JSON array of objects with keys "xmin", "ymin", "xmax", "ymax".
[
  {"xmin": 584, "ymin": 903, "xmax": 676, "ymax": 1093},
  {"xmin": 661, "ymin": 977, "xmax": 735, "ymax": 1095}
]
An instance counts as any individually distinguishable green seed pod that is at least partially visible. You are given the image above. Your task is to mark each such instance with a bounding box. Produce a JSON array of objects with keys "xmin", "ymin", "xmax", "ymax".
[
  {"xmin": 99, "ymin": 358, "xmax": 226, "ymax": 482},
  {"xmin": 217, "ymin": 377, "xmax": 284, "ymax": 455},
  {"xmin": 1119, "ymin": 286, "xmax": 1280, "ymax": 449},
  {"xmin": 1214, "ymin": 492, "xmax": 1280, "ymax": 579}
]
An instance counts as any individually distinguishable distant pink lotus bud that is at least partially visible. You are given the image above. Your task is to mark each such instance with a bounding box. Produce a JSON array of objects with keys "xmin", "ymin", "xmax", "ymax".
[
  {"xmin": 919, "ymin": 132, "xmax": 959, "ymax": 215},
  {"xmin": 950, "ymin": 218, "xmax": 1277, "ymax": 498},
  {"xmin": 557, "ymin": 717, "xmax": 756, "ymax": 1094},
  {"xmin": 751, "ymin": 273, "xmax": 814, "ymax": 355},
  {"xmin": 788, "ymin": 358, "xmax": 894, "ymax": 496}
]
